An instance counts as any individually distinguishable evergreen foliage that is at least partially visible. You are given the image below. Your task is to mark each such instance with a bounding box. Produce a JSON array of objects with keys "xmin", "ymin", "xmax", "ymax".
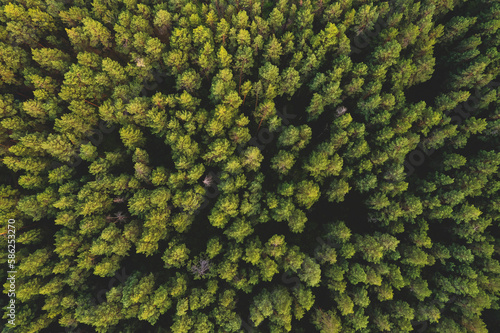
[{"xmin": 1, "ymin": 0, "xmax": 500, "ymax": 332}]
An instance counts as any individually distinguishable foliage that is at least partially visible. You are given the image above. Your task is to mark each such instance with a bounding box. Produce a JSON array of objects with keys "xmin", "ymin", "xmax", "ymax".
[{"xmin": 1, "ymin": 0, "xmax": 499, "ymax": 332}]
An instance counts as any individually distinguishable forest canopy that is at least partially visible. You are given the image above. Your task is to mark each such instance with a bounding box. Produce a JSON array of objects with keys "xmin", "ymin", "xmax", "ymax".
[{"xmin": 0, "ymin": 0, "xmax": 500, "ymax": 332}]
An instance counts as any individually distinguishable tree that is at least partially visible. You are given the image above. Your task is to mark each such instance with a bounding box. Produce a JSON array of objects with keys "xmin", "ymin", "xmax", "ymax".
[
  {"xmin": 354, "ymin": 234, "xmax": 385, "ymax": 263},
  {"xmin": 31, "ymin": 48, "xmax": 71, "ymax": 73},
  {"xmin": 264, "ymin": 35, "xmax": 283, "ymax": 64},
  {"xmin": 312, "ymin": 308, "xmax": 342, "ymax": 333},
  {"xmin": 294, "ymin": 180, "xmax": 321, "ymax": 209},
  {"xmin": 217, "ymin": 45, "xmax": 233, "ymax": 68},
  {"xmin": 241, "ymin": 146, "xmax": 264, "ymax": 171},
  {"xmin": 224, "ymin": 218, "xmax": 253, "ymax": 243},
  {"xmin": 154, "ymin": 9, "xmax": 172, "ymax": 38},
  {"xmin": 441, "ymin": 16, "xmax": 478, "ymax": 45},
  {"xmin": 327, "ymin": 179, "xmax": 351, "ymax": 202},
  {"xmin": 271, "ymin": 150, "xmax": 295, "ymax": 175},
  {"xmin": 265, "ymin": 234, "xmax": 287, "ymax": 258},
  {"xmin": 348, "ymin": 263, "xmax": 367, "ymax": 285},
  {"xmin": 3, "ymin": 3, "xmax": 56, "ymax": 47},
  {"xmin": 287, "ymin": 208, "xmax": 308, "ymax": 233},
  {"xmin": 303, "ymin": 151, "xmax": 343, "ymax": 180},
  {"xmin": 298, "ymin": 257, "xmax": 321, "ymax": 287},
  {"xmin": 259, "ymin": 257, "xmax": 279, "ymax": 282},
  {"xmin": 162, "ymin": 240, "xmax": 190, "ymax": 269}
]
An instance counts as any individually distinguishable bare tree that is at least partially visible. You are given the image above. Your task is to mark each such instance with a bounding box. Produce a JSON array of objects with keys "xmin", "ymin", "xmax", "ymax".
[{"xmin": 191, "ymin": 259, "xmax": 210, "ymax": 276}]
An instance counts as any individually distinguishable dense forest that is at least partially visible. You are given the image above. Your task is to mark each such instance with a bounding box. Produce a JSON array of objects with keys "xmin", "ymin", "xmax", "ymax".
[{"xmin": 1, "ymin": 0, "xmax": 499, "ymax": 332}]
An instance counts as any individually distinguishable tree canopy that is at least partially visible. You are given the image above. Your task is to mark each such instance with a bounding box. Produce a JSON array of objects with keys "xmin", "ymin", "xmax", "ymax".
[{"xmin": 1, "ymin": 0, "xmax": 499, "ymax": 332}]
